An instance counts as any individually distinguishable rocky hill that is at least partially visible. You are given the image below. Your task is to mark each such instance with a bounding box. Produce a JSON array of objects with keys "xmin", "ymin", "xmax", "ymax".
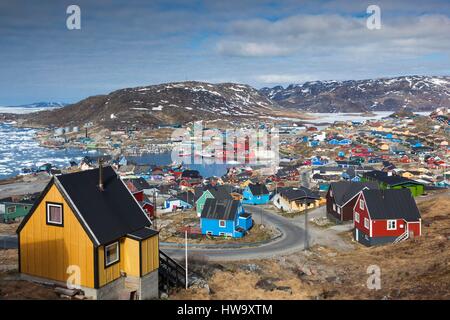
[
  {"xmin": 260, "ymin": 76, "xmax": 450, "ymax": 113},
  {"xmin": 21, "ymin": 82, "xmax": 288, "ymax": 129}
]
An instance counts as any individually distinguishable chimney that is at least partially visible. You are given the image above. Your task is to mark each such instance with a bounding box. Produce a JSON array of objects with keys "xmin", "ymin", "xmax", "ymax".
[{"xmin": 98, "ymin": 159, "xmax": 104, "ymax": 191}]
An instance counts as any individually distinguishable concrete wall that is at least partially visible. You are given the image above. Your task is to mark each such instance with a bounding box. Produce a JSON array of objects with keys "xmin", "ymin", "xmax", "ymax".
[
  {"xmin": 139, "ymin": 269, "xmax": 159, "ymax": 300},
  {"xmin": 95, "ymin": 276, "xmax": 128, "ymax": 300}
]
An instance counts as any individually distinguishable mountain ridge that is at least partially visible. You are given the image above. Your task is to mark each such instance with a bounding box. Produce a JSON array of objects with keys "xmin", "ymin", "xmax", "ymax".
[
  {"xmin": 20, "ymin": 81, "xmax": 292, "ymax": 129},
  {"xmin": 259, "ymin": 75, "xmax": 450, "ymax": 113}
]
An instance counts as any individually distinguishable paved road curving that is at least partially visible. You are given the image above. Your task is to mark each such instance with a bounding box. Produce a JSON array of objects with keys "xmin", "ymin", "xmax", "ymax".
[{"xmin": 161, "ymin": 205, "xmax": 307, "ymax": 261}]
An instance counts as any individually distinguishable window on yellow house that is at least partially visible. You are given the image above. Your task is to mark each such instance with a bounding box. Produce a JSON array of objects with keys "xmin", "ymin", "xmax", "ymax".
[
  {"xmin": 105, "ymin": 242, "xmax": 120, "ymax": 267},
  {"xmin": 46, "ymin": 202, "xmax": 63, "ymax": 226}
]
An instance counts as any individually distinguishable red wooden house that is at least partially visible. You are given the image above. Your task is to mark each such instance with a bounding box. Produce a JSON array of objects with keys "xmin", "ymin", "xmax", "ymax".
[
  {"xmin": 124, "ymin": 177, "xmax": 150, "ymax": 202},
  {"xmin": 353, "ymin": 189, "xmax": 421, "ymax": 246},
  {"xmin": 123, "ymin": 178, "xmax": 154, "ymax": 217},
  {"xmin": 326, "ymin": 181, "xmax": 379, "ymax": 223},
  {"xmin": 142, "ymin": 200, "xmax": 155, "ymax": 218}
]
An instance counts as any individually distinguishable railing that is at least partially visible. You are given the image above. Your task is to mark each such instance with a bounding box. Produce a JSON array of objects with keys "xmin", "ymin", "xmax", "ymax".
[
  {"xmin": 394, "ymin": 226, "xmax": 409, "ymax": 244},
  {"xmin": 159, "ymin": 250, "xmax": 186, "ymax": 289}
]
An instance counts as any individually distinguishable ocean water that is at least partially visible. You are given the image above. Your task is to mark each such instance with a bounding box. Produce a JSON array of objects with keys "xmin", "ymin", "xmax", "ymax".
[
  {"xmin": 0, "ymin": 121, "xmax": 102, "ymax": 180},
  {"xmin": 0, "ymin": 106, "xmax": 61, "ymax": 114},
  {"xmin": 0, "ymin": 121, "xmax": 231, "ymax": 180},
  {"xmin": 304, "ymin": 111, "xmax": 431, "ymax": 124}
]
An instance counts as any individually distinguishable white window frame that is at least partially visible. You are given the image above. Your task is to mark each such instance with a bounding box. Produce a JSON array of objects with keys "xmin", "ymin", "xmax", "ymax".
[
  {"xmin": 359, "ymin": 199, "xmax": 364, "ymax": 210},
  {"xmin": 364, "ymin": 218, "xmax": 370, "ymax": 229},
  {"xmin": 337, "ymin": 207, "xmax": 341, "ymax": 214},
  {"xmin": 355, "ymin": 212, "xmax": 360, "ymax": 223},
  {"xmin": 46, "ymin": 203, "xmax": 63, "ymax": 225},
  {"xmin": 333, "ymin": 204, "xmax": 336, "ymax": 211},
  {"xmin": 387, "ymin": 220, "xmax": 397, "ymax": 230},
  {"xmin": 7, "ymin": 206, "xmax": 16, "ymax": 214},
  {"xmin": 104, "ymin": 242, "xmax": 120, "ymax": 267},
  {"xmin": 219, "ymin": 220, "xmax": 226, "ymax": 228}
]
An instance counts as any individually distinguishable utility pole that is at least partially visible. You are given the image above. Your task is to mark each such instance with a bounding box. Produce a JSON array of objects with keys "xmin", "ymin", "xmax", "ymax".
[
  {"xmin": 185, "ymin": 230, "xmax": 188, "ymax": 290},
  {"xmin": 260, "ymin": 206, "xmax": 263, "ymax": 225},
  {"xmin": 153, "ymin": 191, "xmax": 157, "ymax": 230},
  {"xmin": 304, "ymin": 208, "xmax": 309, "ymax": 250}
]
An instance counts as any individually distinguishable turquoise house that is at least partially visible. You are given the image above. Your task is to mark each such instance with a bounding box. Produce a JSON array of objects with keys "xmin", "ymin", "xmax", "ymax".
[{"xmin": 242, "ymin": 183, "xmax": 270, "ymax": 205}]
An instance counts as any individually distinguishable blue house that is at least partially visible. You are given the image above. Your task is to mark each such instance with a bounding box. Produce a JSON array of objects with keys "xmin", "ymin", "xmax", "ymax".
[
  {"xmin": 164, "ymin": 191, "xmax": 196, "ymax": 211},
  {"xmin": 311, "ymin": 157, "xmax": 326, "ymax": 166},
  {"xmin": 338, "ymin": 139, "xmax": 352, "ymax": 145},
  {"xmin": 308, "ymin": 140, "xmax": 320, "ymax": 147},
  {"xmin": 242, "ymin": 183, "xmax": 270, "ymax": 205},
  {"xmin": 118, "ymin": 156, "xmax": 128, "ymax": 166},
  {"xmin": 200, "ymin": 199, "xmax": 252, "ymax": 238}
]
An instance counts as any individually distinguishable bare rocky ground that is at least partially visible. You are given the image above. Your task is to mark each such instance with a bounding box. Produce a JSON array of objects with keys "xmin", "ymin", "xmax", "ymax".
[
  {"xmin": 171, "ymin": 191, "xmax": 450, "ymax": 300},
  {"xmin": 0, "ymin": 173, "xmax": 50, "ymax": 198},
  {"xmin": 0, "ymin": 221, "xmax": 20, "ymax": 236}
]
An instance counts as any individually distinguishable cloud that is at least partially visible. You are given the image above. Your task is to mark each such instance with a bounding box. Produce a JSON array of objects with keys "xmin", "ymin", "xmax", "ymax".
[
  {"xmin": 256, "ymin": 74, "xmax": 317, "ymax": 84},
  {"xmin": 0, "ymin": 0, "xmax": 449, "ymax": 104},
  {"xmin": 217, "ymin": 13, "xmax": 450, "ymax": 58},
  {"xmin": 217, "ymin": 41, "xmax": 294, "ymax": 57}
]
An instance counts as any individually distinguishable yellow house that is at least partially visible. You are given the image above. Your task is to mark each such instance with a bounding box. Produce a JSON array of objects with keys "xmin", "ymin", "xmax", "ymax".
[
  {"xmin": 239, "ymin": 179, "xmax": 255, "ymax": 189},
  {"xmin": 272, "ymin": 187, "xmax": 321, "ymax": 213},
  {"xmin": 17, "ymin": 166, "xmax": 159, "ymax": 300},
  {"xmin": 401, "ymin": 171, "xmax": 415, "ymax": 179}
]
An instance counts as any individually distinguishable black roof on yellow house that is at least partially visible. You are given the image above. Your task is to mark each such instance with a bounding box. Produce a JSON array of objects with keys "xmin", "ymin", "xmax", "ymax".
[{"xmin": 17, "ymin": 166, "xmax": 154, "ymax": 246}]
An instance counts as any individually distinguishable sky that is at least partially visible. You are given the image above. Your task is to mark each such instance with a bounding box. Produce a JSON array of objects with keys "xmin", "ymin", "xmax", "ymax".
[{"xmin": 1, "ymin": 0, "xmax": 450, "ymax": 105}]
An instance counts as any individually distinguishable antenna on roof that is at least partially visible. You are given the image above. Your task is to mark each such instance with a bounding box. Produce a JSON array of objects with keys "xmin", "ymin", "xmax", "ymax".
[{"xmin": 98, "ymin": 158, "xmax": 104, "ymax": 191}]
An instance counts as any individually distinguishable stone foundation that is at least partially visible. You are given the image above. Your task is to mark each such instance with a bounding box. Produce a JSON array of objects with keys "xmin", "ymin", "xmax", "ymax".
[{"xmin": 20, "ymin": 269, "xmax": 159, "ymax": 300}]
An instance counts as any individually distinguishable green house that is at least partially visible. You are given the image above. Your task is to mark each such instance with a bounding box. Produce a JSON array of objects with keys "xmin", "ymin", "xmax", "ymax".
[
  {"xmin": 361, "ymin": 171, "xmax": 424, "ymax": 197},
  {"xmin": 195, "ymin": 185, "xmax": 233, "ymax": 216},
  {"xmin": 0, "ymin": 200, "xmax": 33, "ymax": 223}
]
